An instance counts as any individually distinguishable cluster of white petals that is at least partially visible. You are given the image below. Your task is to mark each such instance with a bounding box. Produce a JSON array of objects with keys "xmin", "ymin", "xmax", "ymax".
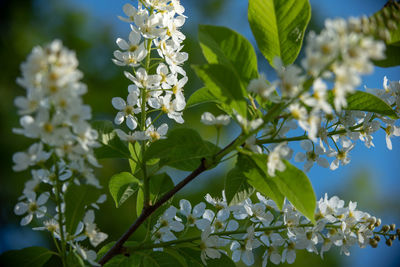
[
  {"xmin": 303, "ymin": 18, "xmax": 385, "ymax": 111},
  {"xmin": 244, "ymin": 16, "xmax": 399, "ymax": 175},
  {"xmin": 151, "ymin": 191, "xmax": 394, "ymax": 266},
  {"xmin": 112, "ymin": 0, "xmax": 188, "ymax": 142},
  {"xmin": 13, "ymin": 40, "xmax": 107, "ymax": 264}
]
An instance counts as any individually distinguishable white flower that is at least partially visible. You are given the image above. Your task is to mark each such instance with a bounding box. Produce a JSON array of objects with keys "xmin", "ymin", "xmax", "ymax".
[
  {"xmin": 292, "ymin": 228, "xmax": 319, "ymax": 253},
  {"xmin": 230, "ymin": 241, "xmax": 255, "ymax": 266},
  {"xmin": 111, "ymin": 93, "xmax": 140, "ymax": 130},
  {"xmin": 236, "ymin": 114, "xmax": 263, "ymax": 132},
  {"xmin": 33, "ymin": 219, "xmax": 60, "ymax": 234},
  {"xmin": 159, "ymin": 93, "xmax": 184, "ymax": 123},
  {"xmin": 202, "ymin": 209, "xmax": 238, "ymax": 233},
  {"xmin": 303, "ymin": 79, "xmax": 332, "ymax": 114},
  {"xmin": 283, "ymin": 203, "xmax": 302, "ymax": 229},
  {"xmin": 200, "ymin": 112, "xmax": 230, "ymax": 126},
  {"xmin": 14, "ymin": 191, "xmax": 50, "ymax": 226},
  {"xmin": 231, "ymin": 226, "xmax": 261, "ymax": 266},
  {"xmin": 385, "ymin": 124, "xmax": 400, "ymax": 150},
  {"xmin": 328, "ymin": 141, "xmax": 354, "ymax": 170},
  {"xmin": 12, "ymin": 142, "xmax": 51, "ymax": 171},
  {"xmin": 289, "ymin": 103, "xmax": 308, "ymax": 122},
  {"xmin": 267, "ymin": 143, "xmax": 290, "ymax": 176},
  {"xmin": 200, "ymin": 227, "xmax": 221, "ymax": 264},
  {"xmin": 115, "ymin": 129, "xmax": 149, "ymax": 143},
  {"xmin": 179, "ymin": 199, "xmax": 209, "ymax": 230},
  {"xmin": 157, "ymin": 63, "xmax": 174, "ymax": 89},
  {"xmin": 262, "ymin": 245, "xmax": 282, "ymax": 267},
  {"xmin": 294, "ymin": 140, "xmax": 329, "ymax": 172},
  {"xmin": 125, "ymin": 68, "xmax": 161, "ymax": 90},
  {"xmin": 118, "ymin": 3, "xmax": 142, "ymax": 23},
  {"xmin": 164, "ymin": 15, "xmax": 186, "ymax": 42},
  {"xmin": 153, "ymin": 206, "xmax": 184, "ymax": 242},
  {"xmin": 146, "ymin": 120, "xmax": 168, "ymax": 142},
  {"xmin": 274, "ymin": 58, "xmax": 305, "ymax": 98},
  {"xmin": 282, "ymin": 242, "xmax": 297, "ymax": 264},
  {"xmin": 244, "ymin": 135, "xmax": 262, "ymax": 154},
  {"xmin": 75, "ymin": 244, "xmax": 100, "ymax": 266},
  {"xmin": 316, "ymin": 194, "xmax": 345, "ymax": 223},
  {"xmin": 247, "ymin": 74, "xmax": 278, "ymax": 101},
  {"xmin": 83, "ymin": 210, "xmax": 108, "ymax": 247},
  {"xmin": 113, "ymin": 28, "xmax": 147, "ymax": 67},
  {"xmin": 242, "ymin": 198, "xmax": 274, "ymax": 225}
]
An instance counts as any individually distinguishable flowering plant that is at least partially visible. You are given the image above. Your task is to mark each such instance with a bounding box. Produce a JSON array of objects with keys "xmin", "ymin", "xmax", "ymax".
[{"xmin": 3, "ymin": 0, "xmax": 400, "ymax": 266}]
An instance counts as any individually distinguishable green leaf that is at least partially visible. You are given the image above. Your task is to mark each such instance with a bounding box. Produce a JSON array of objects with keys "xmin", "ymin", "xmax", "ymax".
[
  {"xmin": 136, "ymin": 188, "xmax": 144, "ymax": 216},
  {"xmin": 66, "ymin": 251, "xmax": 85, "ymax": 267},
  {"xmin": 104, "ymin": 254, "xmax": 142, "ymax": 267},
  {"xmin": 198, "ymin": 25, "xmax": 258, "ymax": 83},
  {"xmin": 163, "ymin": 249, "xmax": 188, "ymax": 267},
  {"xmin": 145, "ymin": 128, "xmax": 220, "ymax": 171},
  {"xmin": 186, "ymin": 87, "xmax": 220, "ymax": 108},
  {"xmin": 371, "ymin": 1, "xmax": 400, "ymax": 46},
  {"xmin": 141, "ymin": 251, "xmax": 184, "ymax": 267},
  {"xmin": 150, "ymin": 173, "xmax": 174, "ymax": 201},
  {"xmin": 192, "ymin": 64, "xmax": 247, "ymax": 116},
  {"xmin": 248, "ymin": 0, "xmax": 311, "ymax": 67},
  {"xmin": 0, "ymin": 246, "xmax": 53, "ymax": 267},
  {"xmin": 97, "ymin": 241, "xmax": 139, "ymax": 261},
  {"xmin": 224, "ymin": 166, "xmax": 255, "ymax": 205},
  {"xmin": 177, "ymin": 248, "xmax": 236, "ymax": 267},
  {"xmin": 373, "ymin": 45, "xmax": 400, "ymax": 68},
  {"xmin": 92, "ymin": 120, "xmax": 130, "ymax": 159},
  {"xmin": 65, "ymin": 184, "xmax": 99, "ymax": 234},
  {"xmin": 239, "ymin": 154, "xmax": 284, "ymax": 209},
  {"xmin": 245, "ymin": 153, "xmax": 315, "ymax": 221},
  {"xmin": 109, "ymin": 172, "xmax": 140, "ymax": 208},
  {"xmin": 273, "ymin": 161, "xmax": 316, "ymax": 223},
  {"xmin": 128, "ymin": 142, "xmax": 140, "ymax": 173},
  {"xmin": 329, "ymin": 90, "xmax": 398, "ymax": 118}
]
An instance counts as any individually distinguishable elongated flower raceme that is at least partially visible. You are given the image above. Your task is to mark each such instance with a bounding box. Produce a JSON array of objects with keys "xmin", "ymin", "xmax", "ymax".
[
  {"xmin": 240, "ymin": 16, "xmax": 400, "ymax": 176},
  {"xmin": 146, "ymin": 191, "xmax": 399, "ymax": 266},
  {"xmin": 112, "ymin": 0, "xmax": 188, "ymax": 143},
  {"xmin": 13, "ymin": 40, "xmax": 107, "ymax": 266}
]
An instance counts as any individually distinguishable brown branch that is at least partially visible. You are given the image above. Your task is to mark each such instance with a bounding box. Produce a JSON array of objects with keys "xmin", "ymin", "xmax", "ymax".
[
  {"xmin": 98, "ymin": 159, "xmax": 208, "ymax": 265},
  {"xmin": 98, "ymin": 102, "xmax": 289, "ymax": 265}
]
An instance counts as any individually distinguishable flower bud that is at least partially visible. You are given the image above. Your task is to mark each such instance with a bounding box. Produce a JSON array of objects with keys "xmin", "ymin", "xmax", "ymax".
[
  {"xmin": 390, "ymin": 234, "xmax": 396, "ymax": 241},
  {"xmin": 390, "ymin": 224, "xmax": 396, "ymax": 231},
  {"xmin": 368, "ymin": 216, "xmax": 377, "ymax": 225},
  {"xmin": 385, "ymin": 239, "xmax": 392, "ymax": 247},
  {"xmin": 369, "ymin": 238, "xmax": 378, "ymax": 248},
  {"xmin": 382, "ymin": 225, "xmax": 390, "ymax": 233},
  {"xmin": 374, "ymin": 235, "xmax": 381, "ymax": 242},
  {"xmin": 375, "ymin": 219, "xmax": 381, "ymax": 227}
]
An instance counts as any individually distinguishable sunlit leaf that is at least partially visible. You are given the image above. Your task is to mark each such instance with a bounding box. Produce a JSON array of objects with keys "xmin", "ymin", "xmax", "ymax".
[
  {"xmin": 145, "ymin": 128, "xmax": 220, "ymax": 171},
  {"xmin": 109, "ymin": 172, "xmax": 140, "ymax": 208},
  {"xmin": 248, "ymin": 0, "xmax": 311, "ymax": 67},
  {"xmin": 192, "ymin": 64, "xmax": 247, "ymax": 116},
  {"xmin": 199, "ymin": 24, "xmax": 258, "ymax": 83}
]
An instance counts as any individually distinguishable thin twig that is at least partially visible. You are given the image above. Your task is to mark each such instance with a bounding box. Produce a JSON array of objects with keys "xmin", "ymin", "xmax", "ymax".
[{"xmin": 98, "ymin": 160, "xmax": 208, "ymax": 265}]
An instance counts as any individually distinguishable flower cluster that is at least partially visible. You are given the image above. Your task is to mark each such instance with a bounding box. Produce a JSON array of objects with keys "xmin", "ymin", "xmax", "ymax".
[
  {"xmin": 112, "ymin": 0, "xmax": 188, "ymax": 143},
  {"xmin": 303, "ymin": 18, "xmax": 385, "ymax": 111},
  {"xmin": 13, "ymin": 40, "xmax": 107, "ymax": 265},
  {"xmin": 240, "ymin": 16, "xmax": 399, "ymax": 175},
  {"xmin": 151, "ymin": 191, "xmax": 398, "ymax": 266}
]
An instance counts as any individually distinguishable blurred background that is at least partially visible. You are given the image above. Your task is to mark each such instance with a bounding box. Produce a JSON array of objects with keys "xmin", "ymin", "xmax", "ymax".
[{"xmin": 0, "ymin": 0, "xmax": 399, "ymax": 266}]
